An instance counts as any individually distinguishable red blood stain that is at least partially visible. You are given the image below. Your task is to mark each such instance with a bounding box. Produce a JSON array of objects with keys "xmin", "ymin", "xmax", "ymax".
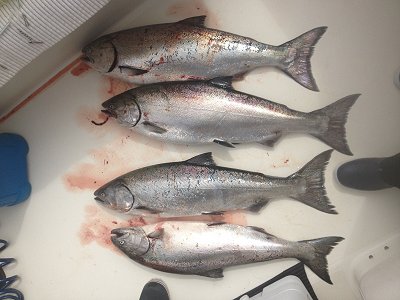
[
  {"xmin": 63, "ymin": 136, "xmax": 168, "ymax": 191},
  {"xmin": 63, "ymin": 147, "xmax": 137, "ymax": 191},
  {"xmin": 104, "ymin": 77, "xmax": 137, "ymax": 96},
  {"xmin": 79, "ymin": 205, "xmax": 246, "ymax": 252},
  {"xmin": 79, "ymin": 205, "xmax": 147, "ymax": 251},
  {"xmin": 0, "ymin": 57, "xmax": 81, "ymax": 124},
  {"xmin": 71, "ymin": 61, "xmax": 91, "ymax": 76},
  {"xmin": 167, "ymin": 0, "xmax": 220, "ymax": 28}
]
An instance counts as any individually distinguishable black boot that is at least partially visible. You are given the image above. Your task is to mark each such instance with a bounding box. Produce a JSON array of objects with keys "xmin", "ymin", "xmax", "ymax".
[
  {"xmin": 139, "ymin": 279, "xmax": 170, "ymax": 300},
  {"xmin": 337, "ymin": 153, "xmax": 400, "ymax": 190}
]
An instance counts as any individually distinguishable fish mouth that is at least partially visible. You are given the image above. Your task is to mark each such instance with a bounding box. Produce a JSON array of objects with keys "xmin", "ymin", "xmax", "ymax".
[
  {"xmin": 94, "ymin": 196, "xmax": 105, "ymax": 203},
  {"xmin": 111, "ymin": 228, "xmax": 125, "ymax": 238},
  {"xmin": 101, "ymin": 109, "xmax": 117, "ymax": 119},
  {"xmin": 81, "ymin": 55, "xmax": 94, "ymax": 64}
]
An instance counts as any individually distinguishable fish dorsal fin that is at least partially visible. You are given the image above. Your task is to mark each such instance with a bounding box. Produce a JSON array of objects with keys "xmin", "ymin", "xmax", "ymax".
[
  {"xmin": 178, "ymin": 15, "xmax": 206, "ymax": 27},
  {"xmin": 209, "ymin": 77, "xmax": 234, "ymax": 90},
  {"xmin": 185, "ymin": 152, "xmax": 216, "ymax": 166},
  {"xmin": 247, "ymin": 226, "xmax": 276, "ymax": 238},
  {"xmin": 147, "ymin": 228, "xmax": 164, "ymax": 239}
]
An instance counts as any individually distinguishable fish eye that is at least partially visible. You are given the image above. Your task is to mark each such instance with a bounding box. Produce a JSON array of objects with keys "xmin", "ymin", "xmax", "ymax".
[
  {"xmin": 119, "ymin": 240, "xmax": 125, "ymax": 245},
  {"xmin": 101, "ymin": 192, "xmax": 106, "ymax": 197},
  {"xmin": 109, "ymin": 104, "xmax": 114, "ymax": 110}
]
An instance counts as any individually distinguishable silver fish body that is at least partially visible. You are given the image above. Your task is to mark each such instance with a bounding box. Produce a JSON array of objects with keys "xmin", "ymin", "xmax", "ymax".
[
  {"xmin": 102, "ymin": 78, "xmax": 359, "ymax": 155},
  {"xmin": 111, "ymin": 221, "xmax": 344, "ymax": 284},
  {"xmin": 94, "ymin": 151, "xmax": 335, "ymax": 215},
  {"xmin": 82, "ymin": 16, "xmax": 327, "ymax": 91}
]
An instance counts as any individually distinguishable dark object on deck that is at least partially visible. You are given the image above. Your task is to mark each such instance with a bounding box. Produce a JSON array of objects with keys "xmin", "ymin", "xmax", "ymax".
[{"xmin": 337, "ymin": 153, "xmax": 400, "ymax": 190}]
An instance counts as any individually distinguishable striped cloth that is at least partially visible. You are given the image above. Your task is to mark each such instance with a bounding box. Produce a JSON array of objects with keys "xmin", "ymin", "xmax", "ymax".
[{"xmin": 0, "ymin": 0, "xmax": 110, "ymax": 87}]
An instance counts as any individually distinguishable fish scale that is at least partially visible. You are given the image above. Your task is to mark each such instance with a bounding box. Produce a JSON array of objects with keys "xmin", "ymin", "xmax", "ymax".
[
  {"xmin": 94, "ymin": 150, "xmax": 336, "ymax": 216},
  {"xmin": 111, "ymin": 221, "xmax": 344, "ymax": 284},
  {"xmin": 101, "ymin": 78, "xmax": 358, "ymax": 154},
  {"xmin": 82, "ymin": 16, "xmax": 326, "ymax": 90}
]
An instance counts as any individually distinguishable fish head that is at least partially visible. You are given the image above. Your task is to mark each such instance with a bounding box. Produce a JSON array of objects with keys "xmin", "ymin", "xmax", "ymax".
[
  {"xmin": 101, "ymin": 93, "xmax": 141, "ymax": 127},
  {"xmin": 94, "ymin": 179, "xmax": 134, "ymax": 212},
  {"xmin": 82, "ymin": 36, "xmax": 116, "ymax": 73},
  {"xmin": 111, "ymin": 227, "xmax": 150, "ymax": 256}
]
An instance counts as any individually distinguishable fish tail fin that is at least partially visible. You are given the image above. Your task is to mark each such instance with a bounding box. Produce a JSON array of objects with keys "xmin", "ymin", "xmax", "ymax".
[
  {"xmin": 277, "ymin": 27, "xmax": 327, "ymax": 91},
  {"xmin": 310, "ymin": 94, "xmax": 360, "ymax": 156},
  {"xmin": 289, "ymin": 149, "xmax": 336, "ymax": 214},
  {"xmin": 299, "ymin": 236, "xmax": 344, "ymax": 284}
]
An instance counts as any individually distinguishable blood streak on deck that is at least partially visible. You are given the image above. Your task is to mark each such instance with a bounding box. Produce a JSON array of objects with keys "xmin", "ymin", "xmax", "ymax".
[
  {"xmin": 71, "ymin": 61, "xmax": 91, "ymax": 76},
  {"xmin": 0, "ymin": 57, "xmax": 81, "ymax": 124}
]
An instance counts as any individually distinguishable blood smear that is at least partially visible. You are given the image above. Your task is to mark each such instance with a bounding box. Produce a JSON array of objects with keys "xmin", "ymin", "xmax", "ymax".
[
  {"xmin": 71, "ymin": 61, "xmax": 91, "ymax": 76},
  {"xmin": 79, "ymin": 204, "xmax": 246, "ymax": 252},
  {"xmin": 79, "ymin": 205, "xmax": 146, "ymax": 251}
]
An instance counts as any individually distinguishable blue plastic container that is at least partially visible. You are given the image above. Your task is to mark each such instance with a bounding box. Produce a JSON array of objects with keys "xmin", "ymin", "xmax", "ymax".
[{"xmin": 0, "ymin": 133, "xmax": 31, "ymax": 206}]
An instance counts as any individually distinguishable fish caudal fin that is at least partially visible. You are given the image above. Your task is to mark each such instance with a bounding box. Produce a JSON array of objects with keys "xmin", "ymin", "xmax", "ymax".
[
  {"xmin": 278, "ymin": 27, "xmax": 327, "ymax": 91},
  {"xmin": 289, "ymin": 150, "xmax": 336, "ymax": 214},
  {"xmin": 310, "ymin": 94, "xmax": 360, "ymax": 156},
  {"xmin": 300, "ymin": 236, "xmax": 344, "ymax": 284}
]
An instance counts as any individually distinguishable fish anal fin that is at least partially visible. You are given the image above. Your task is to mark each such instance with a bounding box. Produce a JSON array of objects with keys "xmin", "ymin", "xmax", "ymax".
[
  {"xmin": 209, "ymin": 77, "xmax": 234, "ymax": 89},
  {"xmin": 147, "ymin": 228, "xmax": 164, "ymax": 239},
  {"xmin": 119, "ymin": 66, "xmax": 148, "ymax": 76},
  {"xmin": 199, "ymin": 268, "xmax": 224, "ymax": 278},
  {"xmin": 178, "ymin": 16, "xmax": 206, "ymax": 27},
  {"xmin": 213, "ymin": 139, "xmax": 235, "ymax": 148},
  {"xmin": 185, "ymin": 152, "xmax": 216, "ymax": 166},
  {"xmin": 142, "ymin": 121, "xmax": 167, "ymax": 134},
  {"xmin": 259, "ymin": 132, "xmax": 282, "ymax": 147},
  {"xmin": 247, "ymin": 201, "xmax": 269, "ymax": 213}
]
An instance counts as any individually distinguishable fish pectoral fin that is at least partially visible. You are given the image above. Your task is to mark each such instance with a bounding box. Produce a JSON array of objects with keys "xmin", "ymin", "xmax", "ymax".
[
  {"xmin": 147, "ymin": 228, "xmax": 164, "ymax": 239},
  {"xmin": 207, "ymin": 222, "xmax": 226, "ymax": 227},
  {"xmin": 209, "ymin": 77, "xmax": 234, "ymax": 90},
  {"xmin": 247, "ymin": 226, "xmax": 276, "ymax": 239},
  {"xmin": 142, "ymin": 121, "xmax": 168, "ymax": 134},
  {"xmin": 213, "ymin": 139, "xmax": 235, "ymax": 148},
  {"xmin": 259, "ymin": 132, "xmax": 282, "ymax": 147},
  {"xmin": 135, "ymin": 205, "xmax": 161, "ymax": 214},
  {"xmin": 201, "ymin": 211, "xmax": 224, "ymax": 215},
  {"xmin": 199, "ymin": 268, "xmax": 224, "ymax": 278},
  {"xmin": 185, "ymin": 152, "xmax": 216, "ymax": 166},
  {"xmin": 178, "ymin": 15, "xmax": 206, "ymax": 27},
  {"xmin": 246, "ymin": 201, "xmax": 269, "ymax": 213},
  {"xmin": 118, "ymin": 66, "xmax": 149, "ymax": 76}
]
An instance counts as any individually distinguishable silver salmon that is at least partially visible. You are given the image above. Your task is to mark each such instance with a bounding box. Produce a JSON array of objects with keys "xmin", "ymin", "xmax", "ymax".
[
  {"xmin": 82, "ymin": 16, "xmax": 327, "ymax": 91},
  {"xmin": 101, "ymin": 77, "xmax": 359, "ymax": 155},
  {"xmin": 94, "ymin": 150, "xmax": 336, "ymax": 215},
  {"xmin": 111, "ymin": 221, "xmax": 344, "ymax": 284}
]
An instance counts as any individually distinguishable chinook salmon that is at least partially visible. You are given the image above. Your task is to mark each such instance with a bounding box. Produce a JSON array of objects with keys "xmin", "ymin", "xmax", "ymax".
[
  {"xmin": 82, "ymin": 16, "xmax": 327, "ymax": 91},
  {"xmin": 94, "ymin": 150, "xmax": 336, "ymax": 215},
  {"xmin": 101, "ymin": 77, "xmax": 359, "ymax": 155},
  {"xmin": 111, "ymin": 221, "xmax": 344, "ymax": 284}
]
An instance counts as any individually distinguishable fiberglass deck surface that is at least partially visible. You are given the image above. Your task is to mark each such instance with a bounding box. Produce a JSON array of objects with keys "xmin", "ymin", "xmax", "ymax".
[{"xmin": 0, "ymin": 0, "xmax": 400, "ymax": 299}]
